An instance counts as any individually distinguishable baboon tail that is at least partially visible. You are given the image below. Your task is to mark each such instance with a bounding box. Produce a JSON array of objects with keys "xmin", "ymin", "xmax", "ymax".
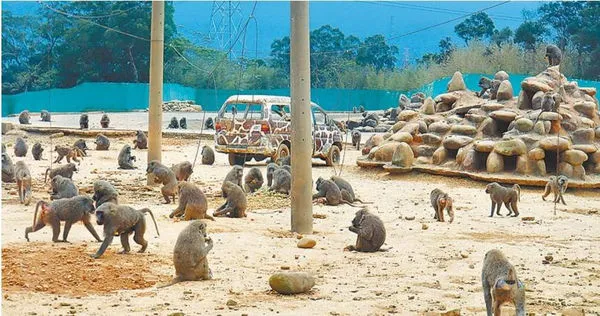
[
  {"xmin": 157, "ymin": 277, "xmax": 181, "ymax": 289},
  {"xmin": 354, "ymin": 198, "xmax": 373, "ymax": 204},
  {"xmin": 140, "ymin": 208, "xmax": 160, "ymax": 236},
  {"xmin": 33, "ymin": 200, "xmax": 45, "ymax": 227},
  {"xmin": 342, "ymin": 200, "xmax": 359, "ymax": 207},
  {"xmin": 513, "ymin": 184, "xmax": 521, "ymax": 201},
  {"xmin": 44, "ymin": 168, "xmax": 50, "ymax": 182}
]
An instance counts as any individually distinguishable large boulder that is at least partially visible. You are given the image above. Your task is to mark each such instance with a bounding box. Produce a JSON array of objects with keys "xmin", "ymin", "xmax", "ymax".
[
  {"xmin": 573, "ymin": 101, "xmax": 597, "ymax": 118},
  {"xmin": 561, "ymin": 149, "xmax": 588, "ymax": 166},
  {"xmin": 496, "ymin": 80, "xmax": 514, "ymax": 101},
  {"xmin": 494, "ymin": 139, "xmax": 527, "ymax": 156},
  {"xmin": 398, "ymin": 94, "xmax": 411, "ymax": 109},
  {"xmin": 514, "ymin": 118, "xmax": 534, "ymax": 132},
  {"xmin": 486, "ymin": 152, "xmax": 504, "ymax": 173},
  {"xmin": 388, "ymin": 131, "xmax": 413, "ymax": 143},
  {"xmin": 531, "ymin": 91, "xmax": 545, "ymax": 110},
  {"xmin": 494, "ymin": 71, "xmax": 509, "ymax": 81},
  {"xmin": 421, "ymin": 133, "xmax": 442, "ymax": 145},
  {"xmin": 474, "ymin": 140, "xmax": 496, "ymax": 153},
  {"xmin": 421, "ymin": 97, "xmax": 436, "ymax": 115},
  {"xmin": 269, "ymin": 272, "xmax": 315, "ymax": 295},
  {"xmin": 447, "ymin": 71, "xmax": 466, "ymax": 92},
  {"xmin": 442, "ymin": 135, "xmax": 473, "ymax": 150},
  {"xmin": 528, "ymin": 148, "xmax": 545, "ymax": 160},
  {"xmin": 391, "ymin": 142, "xmax": 414, "ymax": 167},
  {"xmin": 373, "ymin": 142, "xmax": 401, "ymax": 162},
  {"xmin": 490, "ymin": 110, "xmax": 517, "ymax": 122},
  {"xmin": 398, "ymin": 110, "xmax": 419, "ymax": 121},
  {"xmin": 428, "ymin": 121, "xmax": 451, "ymax": 134},
  {"xmin": 450, "ymin": 125, "xmax": 477, "ymax": 136},
  {"xmin": 571, "ymin": 128, "xmax": 595, "ymax": 144},
  {"xmin": 539, "ymin": 137, "xmax": 571, "ymax": 152}
]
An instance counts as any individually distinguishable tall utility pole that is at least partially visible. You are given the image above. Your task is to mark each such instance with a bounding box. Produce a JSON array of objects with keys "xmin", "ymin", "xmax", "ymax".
[
  {"xmin": 147, "ymin": 1, "xmax": 164, "ymax": 184},
  {"xmin": 290, "ymin": 1, "xmax": 313, "ymax": 234}
]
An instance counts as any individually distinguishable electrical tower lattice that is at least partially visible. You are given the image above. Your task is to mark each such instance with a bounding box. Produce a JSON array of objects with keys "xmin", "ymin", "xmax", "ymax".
[{"xmin": 208, "ymin": 1, "xmax": 244, "ymax": 60}]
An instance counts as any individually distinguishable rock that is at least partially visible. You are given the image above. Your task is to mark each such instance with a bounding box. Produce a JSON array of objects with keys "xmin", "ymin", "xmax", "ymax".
[
  {"xmin": 573, "ymin": 101, "xmax": 597, "ymax": 117},
  {"xmin": 481, "ymin": 103, "xmax": 505, "ymax": 112},
  {"xmin": 362, "ymin": 126, "xmax": 375, "ymax": 133},
  {"xmin": 226, "ymin": 299, "xmax": 238, "ymax": 307},
  {"xmin": 435, "ymin": 92, "xmax": 460, "ymax": 105},
  {"xmin": 521, "ymin": 77, "xmax": 553, "ymax": 94},
  {"xmin": 428, "ymin": 122, "xmax": 451, "ymax": 134},
  {"xmin": 400, "ymin": 123, "xmax": 420, "ymax": 136},
  {"xmin": 398, "ymin": 94, "xmax": 411, "ymax": 109},
  {"xmin": 561, "ymin": 150, "xmax": 588, "ymax": 166},
  {"xmin": 422, "ymin": 97, "xmax": 435, "ymax": 115},
  {"xmin": 494, "ymin": 139, "xmax": 527, "ymax": 156},
  {"xmin": 373, "ymin": 142, "xmax": 401, "ymax": 162},
  {"xmin": 388, "ymin": 131, "xmax": 413, "ymax": 143},
  {"xmin": 533, "ymin": 121, "xmax": 547, "ymax": 134},
  {"xmin": 460, "ymin": 252, "xmax": 469, "ymax": 259},
  {"xmin": 364, "ymin": 119, "xmax": 377, "ymax": 128},
  {"xmin": 421, "ymin": 133, "xmax": 442, "ymax": 145},
  {"xmin": 391, "ymin": 121, "xmax": 407, "ymax": 133},
  {"xmin": 346, "ymin": 120, "xmax": 362, "ymax": 130},
  {"xmin": 474, "ymin": 140, "xmax": 495, "ymax": 153},
  {"xmin": 516, "ymin": 155, "xmax": 529, "ymax": 174},
  {"xmin": 450, "ymin": 125, "xmax": 477, "ymax": 136},
  {"xmin": 460, "ymin": 149, "xmax": 477, "ymax": 171},
  {"xmin": 580, "ymin": 117, "xmax": 595, "ymax": 128},
  {"xmin": 572, "ymin": 144, "xmax": 598, "ymax": 154},
  {"xmin": 515, "ymin": 118, "xmax": 534, "ymax": 132},
  {"xmin": 521, "ymin": 216, "xmax": 535, "ymax": 221},
  {"xmin": 596, "ymin": 127, "xmax": 600, "ymax": 139},
  {"xmin": 479, "ymin": 118, "xmax": 498, "ymax": 137},
  {"xmin": 418, "ymin": 121, "xmax": 428, "ymax": 134},
  {"xmin": 494, "ymin": 71, "xmax": 509, "ymax": 81},
  {"xmin": 398, "ymin": 110, "xmax": 419, "ymax": 122},
  {"xmin": 537, "ymin": 112, "xmax": 562, "ymax": 121},
  {"xmin": 561, "ymin": 308, "xmax": 585, "ymax": 316},
  {"xmin": 269, "ymin": 272, "xmax": 315, "ymax": 295},
  {"xmin": 1, "ymin": 122, "xmax": 15, "ymax": 135},
  {"xmin": 432, "ymin": 147, "xmax": 448, "ymax": 165},
  {"xmin": 391, "ymin": 143, "xmax": 414, "ymax": 167},
  {"xmin": 496, "ymin": 80, "xmax": 514, "ymax": 101},
  {"xmin": 416, "ymin": 145, "xmax": 436, "ymax": 157},
  {"xmin": 490, "ymin": 110, "xmax": 517, "ymax": 122},
  {"xmin": 421, "ymin": 223, "xmax": 429, "ymax": 230},
  {"xmin": 455, "ymin": 146, "xmax": 468, "ymax": 165},
  {"xmin": 443, "ymin": 135, "xmax": 473, "ymax": 150},
  {"xmin": 528, "ymin": 148, "xmax": 545, "ymax": 160},
  {"xmin": 539, "ymin": 137, "xmax": 571, "ymax": 152},
  {"xmin": 517, "ymin": 90, "xmax": 531, "ymax": 110},
  {"xmin": 447, "ymin": 71, "xmax": 466, "ymax": 92},
  {"xmin": 534, "ymin": 160, "xmax": 547, "ymax": 176},
  {"xmin": 486, "ymin": 152, "xmax": 504, "ymax": 173},
  {"xmin": 405, "ymin": 216, "xmax": 415, "ymax": 220},
  {"xmin": 571, "ymin": 128, "xmax": 595, "ymax": 144},
  {"xmin": 465, "ymin": 113, "xmax": 486, "ymax": 124},
  {"xmin": 374, "ymin": 126, "xmax": 390, "ymax": 133},
  {"xmin": 590, "ymin": 150, "xmax": 600, "ymax": 163},
  {"xmin": 297, "ymin": 238, "xmax": 316, "ymax": 249},
  {"xmin": 531, "ymin": 91, "xmax": 545, "ymax": 110},
  {"xmin": 558, "ymin": 162, "xmax": 574, "ymax": 178},
  {"xmin": 573, "ymin": 165, "xmax": 586, "ymax": 180}
]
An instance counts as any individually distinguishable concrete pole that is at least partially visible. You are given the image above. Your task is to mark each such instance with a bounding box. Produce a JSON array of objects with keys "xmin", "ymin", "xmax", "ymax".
[
  {"xmin": 290, "ymin": 1, "xmax": 313, "ymax": 234},
  {"xmin": 147, "ymin": 1, "xmax": 164, "ymax": 185}
]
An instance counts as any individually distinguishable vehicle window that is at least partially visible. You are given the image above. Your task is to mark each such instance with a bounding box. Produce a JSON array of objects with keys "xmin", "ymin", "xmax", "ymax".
[
  {"xmin": 245, "ymin": 104, "xmax": 263, "ymax": 120},
  {"xmin": 312, "ymin": 108, "xmax": 327, "ymax": 125},
  {"xmin": 270, "ymin": 104, "xmax": 291, "ymax": 121},
  {"xmin": 220, "ymin": 103, "xmax": 244, "ymax": 119}
]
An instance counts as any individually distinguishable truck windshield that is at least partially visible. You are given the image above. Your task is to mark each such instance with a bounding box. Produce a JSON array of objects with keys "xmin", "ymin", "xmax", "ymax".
[{"xmin": 219, "ymin": 103, "xmax": 264, "ymax": 120}]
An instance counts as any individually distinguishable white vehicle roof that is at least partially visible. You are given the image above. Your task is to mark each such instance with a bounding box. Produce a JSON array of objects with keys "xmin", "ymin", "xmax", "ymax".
[{"xmin": 224, "ymin": 95, "xmax": 318, "ymax": 107}]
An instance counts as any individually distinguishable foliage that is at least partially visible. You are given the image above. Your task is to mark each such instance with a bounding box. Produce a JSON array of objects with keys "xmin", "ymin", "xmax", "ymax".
[{"xmin": 454, "ymin": 12, "xmax": 495, "ymax": 44}]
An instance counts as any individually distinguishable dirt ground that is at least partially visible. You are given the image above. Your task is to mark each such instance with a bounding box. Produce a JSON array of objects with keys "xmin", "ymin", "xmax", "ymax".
[{"xmin": 2, "ymin": 130, "xmax": 600, "ymax": 316}]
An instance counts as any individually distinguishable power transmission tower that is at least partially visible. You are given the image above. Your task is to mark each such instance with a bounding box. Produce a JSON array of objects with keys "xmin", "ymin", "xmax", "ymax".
[{"xmin": 208, "ymin": 1, "xmax": 244, "ymax": 60}]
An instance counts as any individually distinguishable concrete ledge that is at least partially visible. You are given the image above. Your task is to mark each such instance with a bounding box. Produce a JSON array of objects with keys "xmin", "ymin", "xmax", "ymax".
[{"xmin": 12, "ymin": 124, "xmax": 214, "ymax": 140}]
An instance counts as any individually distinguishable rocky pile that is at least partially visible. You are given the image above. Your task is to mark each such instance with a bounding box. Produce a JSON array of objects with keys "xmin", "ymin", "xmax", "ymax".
[
  {"xmin": 162, "ymin": 100, "xmax": 202, "ymax": 112},
  {"xmin": 346, "ymin": 93, "xmax": 427, "ymax": 133}
]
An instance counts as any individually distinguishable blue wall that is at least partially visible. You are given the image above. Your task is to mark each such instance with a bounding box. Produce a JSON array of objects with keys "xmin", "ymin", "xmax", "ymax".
[{"xmin": 3, "ymin": 74, "xmax": 599, "ymax": 116}]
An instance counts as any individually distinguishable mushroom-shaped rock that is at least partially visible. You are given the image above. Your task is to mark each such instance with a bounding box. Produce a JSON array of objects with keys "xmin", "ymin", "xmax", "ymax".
[
  {"xmin": 373, "ymin": 142, "xmax": 401, "ymax": 162},
  {"xmin": 561, "ymin": 149, "xmax": 588, "ymax": 166},
  {"xmin": 391, "ymin": 142, "xmax": 414, "ymax": 167},
  {"xmin": 421, "ymin": 97, "xmax": 435, "ymax": 115},
  {"xmin": 490, "ymin": 110, "xmax": 517, "ymax": 122},
  {"xmin": 474, "ymin": 140, "xmax": 495, "ymax": 153},
  {"xmin": 398, "ymin": 110, "xmax": 419, "ymax": 121},
  {"xmin": 539, "ymin": 137, "xmax": 571, "ymax": 152},
  {"xmin": 571, "ymin": 128, "xmax": 595, "ymax": 144},
  {"xmin": 573, "ymin": 101, "xmax": 597, "ymax": 118},
  {"xmin": 486, "ymin": 152, "xmax": 504, "ymax": 173},
  {"xmin": 521, "ymin": 77, "xmax": 553, "ymax": 94},
  {"xmin": 428, "ymin": 121, "xmax": 451, "ymax": 135},
  {"xmin": 447, "ymin": 71, "xmax": 466, "ymax": 92},
  {"xmin": 450, "ymin": 125, "xmax": 477, "ymax": 136},
  {"xmin": 388, "ymin": 131, "xmax": 413, "ymax": 143},
  {"xmin": 494, "ymin": 139, "xmax": 527, "ymax": 156},
  {"xmin": 515, "ymin": 118, "xmax": 534, "ymax": 132},
  {"xmin": 481, "ymin": 103, "xmax": 506, "ymax": 112},
  {"xmin": 494, "ymin": 71, "xmax": 509, "ymax": 81},
  {"xmin": 528, "ymin": 148, "xmax": 545, "ymax": 160},
  {"xmin": 421, "ymin": 133, "xmax": 442, "ymax": 145},
  {"xmin": 442, "ymin": 135, "xmax": 473, "ymax": 150},
  {"xmin": 496, "ymin": 80, "xmax": 514, "ymax": 101},
  {"xmin": 269, "ymin": 272, "xmax": 315, "ymax": 295}
]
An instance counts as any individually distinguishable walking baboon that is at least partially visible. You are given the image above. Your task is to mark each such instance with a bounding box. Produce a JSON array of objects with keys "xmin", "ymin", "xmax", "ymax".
[
  {"xmin": 50, "ymin": 175, "xmax": 78, "ymax": 200},
  {"xmin": 44, "ymin": 163, "xmax": 77, "ymax": 182},
  {"xmin": 94, "ymin": 134, "xmax": 110, "ymax": 150},
  {"xmin": 73, "ymin": 139, "xmax": 88, "ymax": 156},
  {"xmin": 32, "ymin": 142, "xmax": 44, "ymax": 160},
  {"xmin": 118, "ymin": 145, "xmax": 136, "ymax": 169},
  {"xmin": 19, "ymin": 110, "xmax": 31, "ymax": 124},
  {"xmin": 482, "ymin": 249, "xmax": 525, "ymax": 316},
  {"xmin": 25, "ymin": 196, "xmax": 101, "ymax": 243},
  {"xmin": 430, "ymin": 188, "xmax": 455, "ymax": 223},
  {"xmin": 244, "ymin": 167, "xmax": 264, "ymax": 193},
  {"xmin": 352, "ymin": 131, "xmax": 361, "ymax": 150},
  {"xmin": 147, "ymin": 160, "xmax": 178, "ymax": 203},
  {"xmin": 92, "ymin": 180, "xmax": 119, "ymax": 208},
  {"xmin": 171, "ymin": 161, "xmax": 193, "ymax": 181},
  {"xmin": 269, "ymin": 168, "xmax": 291, "ymax": 195},
  {"xmin": 222, "ymin": 165, "xmax": 243, "ymax": 197},
  {"xmin": 40, "ymin": 110, "xmax": 51, "ymax": 122},
  {"xmin": 2, "ymin": 153, "xmax": 15, "ymax": 183},
  {"xmin": 313, "ymin": 177, "xmax": 356, "ymax": 206},
  {"xmin": 169, "ymin": 182, "xmax": 213, "ymax": 221},
  {"xmin": 53, "ymin": 145, "xmax": 84, "ymax": 164},
  {"xmin": 168, "ymin": 117, "xmax": 179, "ymax": 129},
  {"xmin": 133, "ymin": 130, "xmax": 147, "ymax": 149},
  {"xmin": 201, "ymin": 145, "xmax": 215, "ymax": 165},
  {"xmin": 100, "ymin": 114, "xmax": 110, "ymax": 128},
  {"xmin": 542, "ymin": 175, "xmax": 568, "ymax": 205},
  {"xmin": 485, "ymin": 182, "xmax": 521, "ymax": 217},
  {"xmin": 14, "ymin": 161, "xmax": 32, "ymax": 206},
  {"xmin": 266, "ymin": 163, "xmax": 278, "ymax": 187},
  {"xmin": 545, "ymin": 44, "xmax": 562, "ymax": 67},
  {"xmin": 214, "ymin": 181, "xmax": 247, "ymax": 218},
  {"xmin": 344, "ymin": 208, "xmax": 386, "ymax": 252},
  {"xmin": 14, "ymin": 137, "xmax": 28, "ymax": 157},
  {"xmin": 179, "ymin": 117, "xmax": 187, "ymax": 129},
  {"xmin": 90, "ymin": 202, "xmax": 160, "ymax": 259},
  {"xmin": 79, "ymin": 114, "xmax": 89, "ymax": 129}
]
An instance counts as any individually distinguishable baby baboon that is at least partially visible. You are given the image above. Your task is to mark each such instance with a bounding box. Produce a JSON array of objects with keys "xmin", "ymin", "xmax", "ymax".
[
  {"xmin": 25, "ymin": 196, "xmax": 101, "ymax": 243},
  {"xmin": 147, "ymin": 160, "xmax": 178, "ymax": 203},
  {"xmin": 179, "ymin": 117, "xmax": 187, "ymax": 129},
  {"xmin": 159, "ymin": 220, "xmax": 213, "ymax": 287},
  {"xmin": 222, "ymin": 165, "xmax": 243, "ymax": 197},
  {"xmin": 19, "ymin": 110, "xmax": 31, "ymax": 124},
  {"xmin": 430, "ymin": 188, "xmax": 455, "ymax": 223},
  {"xmin": 14, "ymin": 161, "xmax": 32, "ymax": 206},
  {"xmin": 2, "ymin": 153, "xmax": 15, "ymax": 183},
  {"xmin": 79, "ymin": 114, "xmax": 89, "ymax": 129},
  {"xmin": 169, "ymin": 182, "xmax": 213, "ymax": 221},
  {"xmin": 352, "ymin": 131, "xmax": 361, "ymax": 150},
  {"xmin": 100, "ymin": 114, "xmax": 110, "ymax": 128},
  {"xmin": 95, "ymin": 134, "xmax": 110, "ymax": 150},
  {"xmin": 50, "ymin": 175, "xmax": 78, "ymax": 200},
  {"xmin": 482, "ymin": 249, "xmax": 525, "ymax": 316},
  {"xmin": 14, "ymin": 137, "xmax": 28, "ymax": 157},
  {"xmin": 244, "ymin": 167, "xmax": 264, "ymax": 193},
  {"xmin": 542, "ymin": 175, "xmax": 568, "ymax": 205},
  {"xmin": 168, "ymin": 117, "xmax": 179, "ymax": 129},
  {"xmin": 44, "ymin": 163, "xmax": 77, "ymax": 182},
  {"xmin": 344, "ymin": 208, "xmax": 386, "ymax": 252},
  {"xmin": 117, "ymin": 144, "xmax": 136, "ymax": 169},
  {"xmin": 485, "ymin": 182, "xmax": 521, "ymax": 217},
  {"xmin": 276, "ymin": 155, "xmax": 291, "ymax": 166},
  {"xmin": 32, "ymin": 142, "xmax": 44, "ymax": 160},
  {"xmin": 545, "ymin": 44, "xmax": 562, "ymax": 67},
  {"xmin": 90, "ymin": 202, "xmax": 160, "ymax": 259},
  {"xmin": 133, "ymin": 130, "xmax": 148, "ymax": 149},
  {"xmin": 533, "ymin": 92, "xmax": 561, "ymax": 125},
  {"xmin": 92, "ymin": 180, "xmax": 119, "ymax": 208},
  {"xmin": 73, "ymin": 139, "xmax": 88, "ymax": 156},
  {"xmin": 269, "ymin": 168, "xmax": 291, "ymax": 195},
  {"xmin": 171, "ymin": 161, "xmax": 193, "ymax": 181},
  {"xmin": 40, "ymin": 110, "xmax": 51, "ymax": 122},
  {"xmin": 201, "ymin": 145, "xmax": 215, "ymax": 165},
  {"xmin": 53, "ymin": 145, "xmax": 84, "ymax": 164},
  {"xmin": 266, "ymin": 163, "xmax": 278, "ymax": 187},
  {"xmin": 214, "ymin": 181, "xmax": 247, "ymax": 218},
  {"xmin": 205, "ymin": 117, "xmax": 214, "ymax": 129},
  {"xmin": 313, "ymin": 177, "xmax": 355, "ymax": 206}
]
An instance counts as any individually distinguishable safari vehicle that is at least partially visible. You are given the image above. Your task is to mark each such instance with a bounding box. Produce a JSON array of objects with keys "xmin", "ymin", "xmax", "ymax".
[{"xmin": 214, "ymin": 95, "xmax": 343, "ymax": 166}]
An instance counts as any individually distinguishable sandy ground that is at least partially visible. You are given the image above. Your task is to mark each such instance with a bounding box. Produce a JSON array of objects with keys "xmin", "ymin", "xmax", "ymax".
[{"xmin": 1, "ymin": 130, "xmax": 600, "ymax": 316}]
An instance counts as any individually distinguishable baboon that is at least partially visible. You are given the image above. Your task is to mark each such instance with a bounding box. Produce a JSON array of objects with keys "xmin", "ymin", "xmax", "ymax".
[
  {"xmin": 19, "ymin": 110, "xmax": 31, "ymax": 124},
  {"xmin": 344, "ymin": 208, "xmax": 386, "ymax": 252},
  {"xmin": 352, "ymin": 131, "xmax": 361, "ymax": 150},
  {"xmin": 358, "ymin": 105, "xmax": 365, "ymax": 113},
  {"xmin": 169, "ymin": 182, "xmax": 213, "ymax": 221},
  {"xmin": 118, "ymin": 145, "xmax": 136, "ymax": 169},
  {"xmin": 90, "ymin": 202, "xmax": 160, "ymax": 259},
  {"xmin": 25, "ymin": 196, "xmax": 101, "ymax": 243},
  {"xmin": 94, "ymin": 134, "xmax": 110, "ymax": 150},
  {"xmin": 205, "ymin": 117, "xmax": 214, "ymax": 129},
  {"xmin": 330, "ymin": 175, "xmax": 368, "ymax": 204},
  {"xmin": 168, "ymin": 117, "xmax": 179, "ymax": 129},
  {"xmin": 179, "ymin": 117, "xmax": 187, "ymax": 129},
  {"xmin": 40, "ymin": 110, "xmax": 51, "ymax": 122},
  {"xmin": 222, "ymin": 165, "xmax": 243, "ymax": 197},
  {"xmin": 159, "ymin": 220, "xmax": 213, "ymax": 287},
  {"xmin": 32, "ymin": 142, "xmax": 44, "ymax": 160},
  {"xmin": 533, "ymin": 92, "xmax": 561, "ymax": 125},
  {"xmin": 313, "ymin": 177, "xmax": 356, "ymax": 206},
  {"xmin": 266, "ymin": 163, "xmax": 278, "ymax": 187},
  {"xmin": 53, "ymin": 145, "xmax": 84, "ymax": 164},
  {"xmin": 352, "ymin": 106, "xmax": 358, "ymax": 113},
  {"xmin": 276, "ymin": 155, "xmax": 291, "ymax": 166},
  {"xmin": 478, "ymin": 77, "xmax": 501, "ymax": 99},
  {"xmin": 147, "ymin": 160, "xmax": 178, "ymax": 203},
  {"xmin": 133, "ymin": 130, "xmax": 147, "ymax": 149},
  {"xmin": 430, "ymin": 188, "xmax": 455, "ymax": 223},
  {"xmin": 201, "ymin": 145, "xmax": 215, "ymax": 165},
  {"xmin": 542, "ymin": 175, "xmax": 568, "ymax": 205},
  {"xmin": 269, "ymin": 168, "xmax": 291, "ymax": 195},
  {"xmin": 281, "ymin": 164, "xmax": 291, "ymax": 174},
  {"xmin": 14, "ymin": 137, "xmax": 28, "ymax": 157},
  {"xmin": 214, "ymin": 181, "xmax": 247, "ymax": 218},
  {"xmin": 44, "ymin": 163, "xmax": 77, "ymax": 182},
  {"xmin": 244, "ymin": 167, "xmax": 264, "ymax": 193},
  {"xmin": 79, "ymin": 114, "xmax": 89, "ymax": 129},
  {"xmin": 73, "ymin": 139, "xmax": 88, "ymax": 156},
  {"xmin": 100, "ymin": 114, "xmax": 110, "ymax": 128},
  {"xmin": 50, "ymin": 175, "xmax": 78, "ymax": 200},
  {"xmin": 171, "ymin": 161, "xmax": 193, "ymax": 181},
  {"xmin": 545, "ymin": 44, "xmax": 562, "ymax": 67},
  {"xmin": 92, "ymin": 180, "xmax": 119, "ymax": 208},
  {"xmin": 14, "ymin": 161, "xmax": 32, "ymax": 206},
  {"xmin": 485, "ymin": 182, "xmax": 521, "ymax": 217},
  {"xmin": 2, "ymin": 153, "xmax": 15, "ymax": 183},
  {"xmin": 1, "ymin": 143, "xmax": 5, "ymax": 153},
  {"xmin": 482, "ymin": 249, "xmax": 525, "ymax": 316}
]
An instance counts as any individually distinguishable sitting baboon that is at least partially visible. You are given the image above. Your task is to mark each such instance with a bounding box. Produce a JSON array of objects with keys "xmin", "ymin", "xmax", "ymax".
[
  {"xmin": 269, "ymin": 168, "xmax": 291, "ymax": 195},
  {"xmin": 344, "ymin": 208, "xmax": 386, "ymax": 252},
  {"xmin": 542, "ymin": 175, "xmax": 568, "ymax": 205},
  {"xmin": 94, "ymin": 134, "xmax": 110, "ymax": 150},
  {"xmin": 2, "ymin": 153, "xmax": 15, "ymax": 183},
  {"xmin": 430, "ymin": 188, "xmax": 455, "ymax": 223},
  {"xmin": 73, "ymin": 139, "xmax": 89, "ymax": 156},
  {"xmin": 533, "ymin": 92, "xmax": 562, "ymax": 125},
  {"xmin": 266, "ymin": 163, "xmax": 278, "ymax": 187},
  {"xmin": 352, "ymin": 131, "xmax": 361, "ymax": 150},
  {"xmin": 222, "ymin": 165, "xmax": 243, "ymax": 197},
  {"xmin": 482, "ymin": 249, "xmax": 525, "ymax": 316},
  {"xmin": 201, "ymin": 146, "xmax": 215, "ymax": 165},
  {"xmin": 179, "ymin": 117, "xmax": 187, "ymax": 129},
  {"xmin": 171, "ymin": 161, "xmax": 193, "ymax": 181},
  {"xmin": 53, "ymin": 145, "xmax": 84, "ymax": 164},
  {"xmin": 478, "ymin": 77, "xmax": 501, "ymax": 99},
  {"xmin": 40, "ymin": 110, "xmax": 51, "ymax": 122},
  {"xmin": 545, "ymin": 44, "xmax": 562, "ymax": 67},
  {"xmin": 276, "ymin": 155, "xmax": 291, "ymax": 166},
  {"xmin": 80, "ymin": 114, "xmax": 89, "ymax": 129},
  {"xmin": 117, "ymin": 145, "xmax": 136, "ymax": 169},
  {"xmin": 19, "ymin": 110, "xmax": 31, "ymax": 124},
  {"xmin": 14, "ymin": 137, "xmax": 28, "ymax": 157},
  {"xmin": 169, "ymin": 182, "xmax": 213, "ymax": 221},
  {"xmin": 214, "ymin": 181, "xmax": 247, "ymax": 218},
  {"xmin": 133, "ymin": 130, "xmax": 147, "ymax": 149},
  {"xmin": 485, "ymin": 182, "xmax": 521, "ymax": 217},
  {"xmin": 100, "ymin": 114, "xmax": 110, "ymax": 128},
  {"xmin": 205, "ymin": 117, "xmax": 214, "ymax": 129},
  {"xmin": 358, "ymin": 105, "xmax": 365, "ymax": 113},
  {"xmin": 32, "ymin": 143, "xmax": 44, "ymax": 160},
  {"xmin": 313, "ymin": 177, "xmax": 355, "ymax": 206},
  {"xmin": 92, "ymin": 180, "xmax": 119, "ymax": 208},
  {"xmin": 44, "ymin": 163, "xmax": 77, "ymax": 182},
  {"xmin": 147, "ymin": 160, "xmax": 178, "ymax": 203},
  {"xmin": 50, "ymin": 175, "xmax": 78, "ymax": 200},
  {"xmin": 244, "ymin": 167, "xmax": 264, "ymax": 193},
  {"xmin": 168, "ymin": 117, "xmax": 179, "ymax": 129},
  {"xmin": 14, "ymin": 161, "xmax": 32, "ymax": 206}
]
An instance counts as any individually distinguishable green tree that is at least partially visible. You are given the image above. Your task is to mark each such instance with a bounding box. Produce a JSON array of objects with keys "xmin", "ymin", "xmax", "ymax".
[
  {"xmin": 491, "ymin": 27, "xmax": 513, "ymax": 47},
  {"xmin": 454, "ymin": 12, "xmax": 495, "ymax": 44},
  {"xmin": 514, "ymin": 21, "xmax": 546, "ymax": 50},
  {"xmin": 538, "ymin": 1, "xmax": 585, "ymax": 50},
  {"xmin": 356, "ymin": 35, "xmax": 398, "ymax": 71}
]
